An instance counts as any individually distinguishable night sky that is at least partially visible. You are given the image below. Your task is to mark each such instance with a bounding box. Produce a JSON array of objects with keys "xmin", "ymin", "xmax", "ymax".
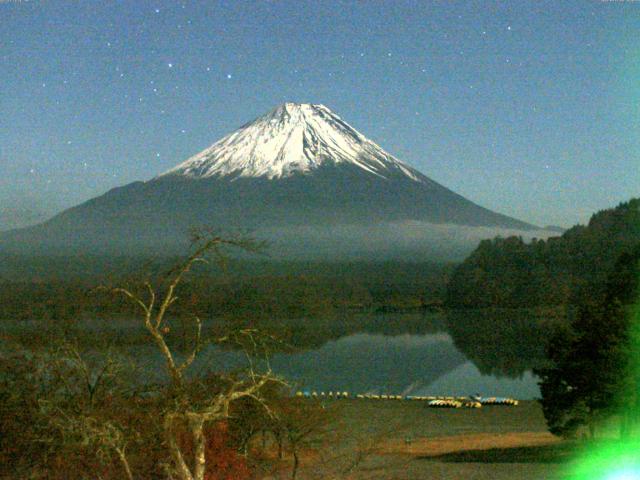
[{"xmin": 1, "ymin": 0, "xmax": 638, "ymax": 228}]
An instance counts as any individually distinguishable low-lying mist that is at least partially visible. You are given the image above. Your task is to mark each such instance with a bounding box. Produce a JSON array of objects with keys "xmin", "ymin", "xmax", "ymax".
[{"xmin": 258, "ymin": 221, "xmax": 561, "ymax": 262}]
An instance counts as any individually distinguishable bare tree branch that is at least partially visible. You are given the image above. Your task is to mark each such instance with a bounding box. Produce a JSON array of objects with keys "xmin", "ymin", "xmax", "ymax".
[{"xmin": 101, "ymin": 230, "xmax": 280, "ymax": 480}]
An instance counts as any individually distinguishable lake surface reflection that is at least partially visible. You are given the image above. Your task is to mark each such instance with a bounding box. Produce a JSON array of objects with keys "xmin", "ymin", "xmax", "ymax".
[
  {"xmin": 266, "ymin": 332, "xmax": 541, "ymax": 399},
  {"xmin": 260, "ymin": 308, "xmax": 555, "ymax": 399},
  {"xmin": 7, "ymin": 310, "xmax": 553, "ymax": 400},
  {"xmin": 130, "ymin": 330, "xmax": 541, "ymax": 399}
]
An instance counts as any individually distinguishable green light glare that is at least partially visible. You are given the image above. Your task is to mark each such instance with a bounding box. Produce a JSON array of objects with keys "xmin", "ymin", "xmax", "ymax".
[
  {"xmin": 567, "ymin": 257, "xmax": 640, "ymax": 480},
  {"xmin": 606, "ymin": 471, "xmax": 640, "ymax": 480},
  {"xmin": 567, "ymin": 439, "xmax": 640, "ymax": 480}
]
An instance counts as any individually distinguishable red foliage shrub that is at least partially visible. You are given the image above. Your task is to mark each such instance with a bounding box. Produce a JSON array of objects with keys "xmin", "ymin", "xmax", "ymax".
[{"xmin": 177, "ymin": 420, "xmax": 251, "ymax": 480}]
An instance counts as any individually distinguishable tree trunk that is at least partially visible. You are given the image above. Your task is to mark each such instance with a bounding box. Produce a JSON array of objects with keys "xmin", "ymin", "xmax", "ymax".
[
  {"xmin": 165, "ymin": 415, "xmax": 194, "ymax": 480},
  {"xmin": 150, "ymin": 328, "xmax": 183, "ymax": 387},
  {"xmin": 116, "ymin": 448, "xmax": 134, "ymax": 480},
  {"xmin": 191, "ymin": 417, "xmax": 207, "ymax": 480},
  {"xmin": 291, "ymin": 449, "xmax": 299, "ymax": 480}
]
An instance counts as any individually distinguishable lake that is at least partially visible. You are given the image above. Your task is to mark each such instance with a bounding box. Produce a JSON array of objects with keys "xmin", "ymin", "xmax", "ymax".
[
  {"xmin": 114, "ymin": 310, "xmax": 548, "ymax": 400},
  {"xmin": 2, "ymin": 309, "xmax": 554, "ymax": 400},
  {"xmin": 267, "ymin": 332, "xmax": 541, "ymax": 399}
]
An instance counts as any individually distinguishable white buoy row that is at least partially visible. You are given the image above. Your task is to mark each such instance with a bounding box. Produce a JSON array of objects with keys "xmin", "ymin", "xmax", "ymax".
[
  {"xmin": 354, "ymin": 394, "xmax": 404, "ymax": 400},
  {"xmin": 294, "ymin": 391, "xmax": 516, "ymax": 408},
  {"xmin": 296, "ymin": 391, "xmax": 350, "ymax": 399},
  {"xmin": 473, "ymin": 396, "xmax": 519, "ymax": 406}
]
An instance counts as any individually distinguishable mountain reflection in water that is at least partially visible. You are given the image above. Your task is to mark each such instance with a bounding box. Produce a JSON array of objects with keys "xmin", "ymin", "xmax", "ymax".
[
  {"xmin": 189, "ymin": 310, "xmax": 557, "ymax": 399},
  {"xmin": 269, "ymin": 332, "xmax": 467, "ymax": 395},
  {"xmin": 50, "ymin": 310, "xmax": 557, "ymax": 400}
]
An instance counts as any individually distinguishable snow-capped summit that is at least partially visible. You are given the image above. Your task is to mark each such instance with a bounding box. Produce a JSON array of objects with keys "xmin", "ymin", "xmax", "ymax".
[{"xmin": 161, "ymin": 102, "xmax": 422, "ymax": 182}]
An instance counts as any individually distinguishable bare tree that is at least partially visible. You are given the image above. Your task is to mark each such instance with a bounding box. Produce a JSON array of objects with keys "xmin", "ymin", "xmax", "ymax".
[
  {"xmin": 36, "ymin": 343, "xmax": 140, "ymax": 480},
  {"xmin": 49, "ymin": 413, "xmax": 136, "ymax": 480},
  {"xmin": 278, "ymin": 399, "xmax": 331, "ymax": 480},
  {"xmin": 107, "ymin": 232, "xmax": 284, "ymax": 480}
]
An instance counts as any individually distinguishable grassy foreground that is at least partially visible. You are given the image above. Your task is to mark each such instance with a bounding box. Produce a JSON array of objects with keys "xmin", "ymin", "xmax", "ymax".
[{"xmin": 266, "ymin": 399, "xmax": 579, "ymax": 480}]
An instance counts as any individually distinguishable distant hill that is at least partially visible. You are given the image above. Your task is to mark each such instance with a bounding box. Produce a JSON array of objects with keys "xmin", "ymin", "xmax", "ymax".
[{"xmin": 446, "ymin": 198, "xmax": 640, "ymax": 309}]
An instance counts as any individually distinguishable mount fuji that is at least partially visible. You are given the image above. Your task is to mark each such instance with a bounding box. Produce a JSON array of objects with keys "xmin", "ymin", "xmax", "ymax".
[{"xmin": 1, "ymin": 103, "xmax": 540, "ymax": 258}]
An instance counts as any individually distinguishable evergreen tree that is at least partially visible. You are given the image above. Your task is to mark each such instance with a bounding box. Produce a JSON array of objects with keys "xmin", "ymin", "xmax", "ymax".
[
  {"xmin": 535, "ymin": 245, "xmax": 640, "ymax": 438},
  {"xmin": 447, "ymin": 198, "xmax": 640, "ymax": 309}
]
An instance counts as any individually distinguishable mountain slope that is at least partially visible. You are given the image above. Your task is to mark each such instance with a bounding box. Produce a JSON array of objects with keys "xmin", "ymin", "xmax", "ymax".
[{"xmin": 1, "ymin": 103, "xmax": 536, "ymax": 255}]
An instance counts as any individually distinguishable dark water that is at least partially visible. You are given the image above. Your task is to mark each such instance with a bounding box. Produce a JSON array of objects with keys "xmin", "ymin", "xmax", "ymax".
[
  {"xmin": 117, "ymin": 310, "xmax": 553, "ymax": 400},
  {"xmin": 3, "ymin": 309, "xmax": 557, "ymax": 400},
  {"xmin": 268, "ymin": 332, "xmax": 541, "ymax": 399}
]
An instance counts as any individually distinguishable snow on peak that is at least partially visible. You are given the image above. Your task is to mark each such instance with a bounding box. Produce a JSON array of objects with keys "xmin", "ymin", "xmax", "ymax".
[{"xmin": 160, "ymin": 103, "xmax": 424, "ymax": 182}]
